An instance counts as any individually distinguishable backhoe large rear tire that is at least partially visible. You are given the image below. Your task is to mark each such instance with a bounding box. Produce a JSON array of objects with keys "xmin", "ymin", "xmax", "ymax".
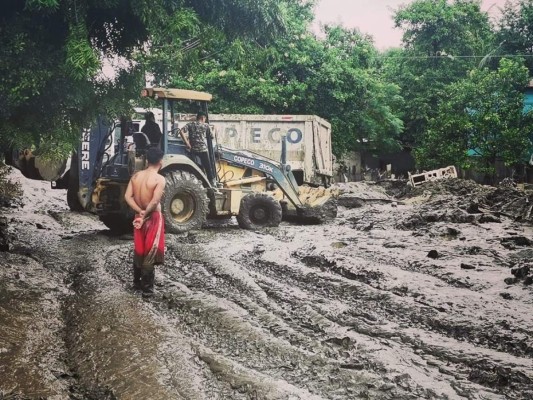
[
  {"xmin": 237, "ymin": 193, "xmax": 282, "ymax": 230},
  {"xmin": 162, "ymin": 170, "xmax": 209, "ymax": 233}
]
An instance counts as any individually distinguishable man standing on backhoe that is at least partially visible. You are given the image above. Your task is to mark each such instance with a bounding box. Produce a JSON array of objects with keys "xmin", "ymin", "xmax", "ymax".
[
  {"xmin": 179, "ymin": 111, "xmax": 217, "ymax": 186},
  {"xmin": 124, "ymin": 147, "xmax": 166, "ymax": 296}
]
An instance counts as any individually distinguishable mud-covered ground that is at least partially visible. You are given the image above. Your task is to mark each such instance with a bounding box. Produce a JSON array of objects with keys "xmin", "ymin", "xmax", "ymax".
[{"xmin": 1, "ymin": 170, "xmax": 532, "ymax": 399}]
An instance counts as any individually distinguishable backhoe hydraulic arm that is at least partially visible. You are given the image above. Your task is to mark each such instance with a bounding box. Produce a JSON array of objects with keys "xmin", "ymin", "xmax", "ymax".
[{"xmin": 216, "ymin": 147, "xmax": 303, "ymax": 208}]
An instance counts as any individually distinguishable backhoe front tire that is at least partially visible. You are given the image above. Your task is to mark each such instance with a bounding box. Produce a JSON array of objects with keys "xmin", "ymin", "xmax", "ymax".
[
  {"xmin": 237, "ymin": 193, "xmax": 282, "ymax": 230},
  {"xmin": 162, "ymin": 171, "xmax": 209, "ymax": 233}
]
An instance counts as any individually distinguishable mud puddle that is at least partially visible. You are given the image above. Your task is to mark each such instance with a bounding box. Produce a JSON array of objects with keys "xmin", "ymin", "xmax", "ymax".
[{"xmin": 1, "ymin": 173, "xmax": 532, "ymax": 399}]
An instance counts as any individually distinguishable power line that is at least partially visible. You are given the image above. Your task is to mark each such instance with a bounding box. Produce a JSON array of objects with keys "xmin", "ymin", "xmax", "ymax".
[
  {"xmin": 376, "ymin": 53, "xmax": 533, "ymax": 59},
  {"xmin": 199, "ymin": 46, "xmax": 231, "ymax": 62},
  {"xmin": 150, "ymin": 37, "xmax": 201, "ymax": 49}
]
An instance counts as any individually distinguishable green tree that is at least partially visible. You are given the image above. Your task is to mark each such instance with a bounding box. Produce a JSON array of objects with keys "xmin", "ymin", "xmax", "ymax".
[
  {"xmin": 0, "ymin": 0, "xmax": 296, "ymax": 156},
  {"xmin": 384, "ymin": 0, "xmax": 493, "ymax": 146},
  {"xmin": 497, "ymin": 0, "xmax": 533, "ymax": 73},
  {"xmin": 416, "ymin": 58, "xmax": 533, "ymax": 181},
  {"xmin": 312, "ymin": 27, "xmax": 403, "ymax": 158},
  {"xmin": 168, "ymin": 0, "xmax": 317, "ymax": 113},
  {"xmin": 1, "ymin": 0, "xmax": 152, "ymax": 154},
  {"xmin": 171, "ymin": 24, "xmax": 403, "ymax": 157}
]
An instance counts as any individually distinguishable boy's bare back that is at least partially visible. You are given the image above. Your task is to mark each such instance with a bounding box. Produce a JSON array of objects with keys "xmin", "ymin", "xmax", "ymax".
[{"xmin": 130, "ymin": 169, "xmax": 165, "ymax": 211}]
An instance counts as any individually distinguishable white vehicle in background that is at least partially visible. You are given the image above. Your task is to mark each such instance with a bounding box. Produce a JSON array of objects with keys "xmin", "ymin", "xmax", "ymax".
[{"xmin": 208, "ymin": 114, "xmax": 333, "ymax": 186}]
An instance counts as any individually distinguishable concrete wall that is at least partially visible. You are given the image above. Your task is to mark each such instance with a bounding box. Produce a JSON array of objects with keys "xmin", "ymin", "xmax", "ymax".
[
  {"xmin": 336, "ymin": 149, "xmax": 533, "ymax": 184},
  {"xmin": 335, "ymin": 149, "xmax": 415, "ymax": 182},
  {"xmin": 334, "ymin": 152, "xmax": 362, "ymax": 182}
]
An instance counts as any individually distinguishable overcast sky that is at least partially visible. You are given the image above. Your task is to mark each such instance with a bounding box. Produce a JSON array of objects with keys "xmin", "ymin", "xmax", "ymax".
[{"xmin": 313, "ymin": 0, "xmax": 511, "ymax": 50}]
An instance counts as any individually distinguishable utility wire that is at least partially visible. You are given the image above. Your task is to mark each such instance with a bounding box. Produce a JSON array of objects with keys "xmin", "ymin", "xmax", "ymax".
[
  {"xmin": 150, "ymin": 37, "xmax": 201, "ymax": 49},
  {"xmin": 199, "ymin": 46, "xmax": 231, "ymax": 61},
  {"xmin": 376, "ymin": 53, "xmax": 533, "ymax": 59}
]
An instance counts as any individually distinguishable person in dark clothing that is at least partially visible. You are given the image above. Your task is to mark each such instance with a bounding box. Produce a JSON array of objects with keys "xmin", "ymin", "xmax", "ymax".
[
  {"xmin": 141, "ymin": 112, "xmax": 162, "ymax": 147},
  {"xmin": 179, "ymin": 111, "xmax": 217, "ymax": 186}
]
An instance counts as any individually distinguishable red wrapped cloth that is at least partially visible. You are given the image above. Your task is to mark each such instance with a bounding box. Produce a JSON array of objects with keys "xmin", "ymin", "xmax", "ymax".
[{"xmin": 134, "ymin": 211, "xmax": 165, "ymax": 268}]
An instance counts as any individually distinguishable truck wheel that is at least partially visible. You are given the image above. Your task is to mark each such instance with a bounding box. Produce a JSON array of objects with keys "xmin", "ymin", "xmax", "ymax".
[
  {"xmin": 66, "ymin": 169, "xmax": 85, "ymax": 212},
  {"xmin": 99, "ymin": 214, "xmax": 132, "ymax": 234},
  {"xmin": 67, "ymin": 185, "xmax": 84, "ymax": 212},
  {"xmin": 4, "ymin": 149, "xmax": 19, "ymax": 167},
  {"xmin": 67, "ymin": 152, "xmax": 84, "ymax": 212},
  {"xmin": 162, "ymin": 170, "xmax": 209, "ymax": 233},
  {"xmin": 237, "ymin": 193, "xmax": 282, "ymax": 230}
]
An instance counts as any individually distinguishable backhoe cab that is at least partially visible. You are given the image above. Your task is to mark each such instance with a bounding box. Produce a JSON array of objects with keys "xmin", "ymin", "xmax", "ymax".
[{"xmin": 91, "ymin": 88, "xmax": 337, "ymax": 233}]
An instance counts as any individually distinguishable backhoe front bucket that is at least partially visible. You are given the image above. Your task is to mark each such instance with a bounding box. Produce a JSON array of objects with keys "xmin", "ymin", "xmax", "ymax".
[{"xmin": 280, "ymin": 186, "xmax": 339, "ymax": 224}]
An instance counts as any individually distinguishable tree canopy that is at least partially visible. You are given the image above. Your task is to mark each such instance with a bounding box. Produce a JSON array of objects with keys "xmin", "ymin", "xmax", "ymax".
[
  {"xmin": 416, "ymin": 58, "xmax": 533, "ymax": 177},
  {"xmin": 497, "ymin": 0, "xmax": 533, "ymax": 73},
  {"xmin": 380, "ymin": 0, "xmax": 532, "ymax": 178},
  {"xmin": 1, "ymin": 0, "xmax": 532, "ymax": 180},
  {"xmin": 171, "ymin": 24, "xmax": 403, "ymax": 157},
  {"xmin": 0, "ymin": 0, "xmax": 299, "ymax": 155},
  {"xmin": 383, "ymin": 0, "xmax": 493, "ymax": 146}
]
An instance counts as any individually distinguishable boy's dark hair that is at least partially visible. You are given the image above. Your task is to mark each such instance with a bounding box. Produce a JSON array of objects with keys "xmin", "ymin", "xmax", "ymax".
[
  {"xmin": 145, "ymin": 111, "xmax": 155, "ymax": 121},
  {"xmin": 146, "ymin": 147, "xmax": 164, "ymax": 165},
  {"xmin": 196, "ymin": 111, "xmax": 207, "ymax": 120}
]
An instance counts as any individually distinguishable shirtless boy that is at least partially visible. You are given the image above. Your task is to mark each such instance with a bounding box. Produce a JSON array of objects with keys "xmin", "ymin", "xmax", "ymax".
[{"xmin": 124, "ymin": 147, "xmax": 166, "ymax": 296}]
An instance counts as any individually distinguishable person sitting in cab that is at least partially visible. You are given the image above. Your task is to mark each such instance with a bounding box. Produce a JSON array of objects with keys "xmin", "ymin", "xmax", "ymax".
[{"xmin": 141, "ymin": 112, "xmax": 162, "ymax": 147}]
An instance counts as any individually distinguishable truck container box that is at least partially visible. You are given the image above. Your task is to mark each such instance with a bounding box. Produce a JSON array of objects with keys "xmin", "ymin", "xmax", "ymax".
[{"xmin": 208, "ymin": 114, "xmax": 333, "ymax": 185}]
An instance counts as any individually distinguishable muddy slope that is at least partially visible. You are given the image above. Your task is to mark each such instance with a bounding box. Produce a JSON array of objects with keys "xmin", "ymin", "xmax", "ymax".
[{"xmin": 1, "ymin": 173, "xmax": 532, "ymax": 399}]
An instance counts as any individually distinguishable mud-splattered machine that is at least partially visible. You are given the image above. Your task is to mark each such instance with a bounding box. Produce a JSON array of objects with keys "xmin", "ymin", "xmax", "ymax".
[{"xmin": 73, "ymin": 88, "xmax": 337, "ymax": 233}]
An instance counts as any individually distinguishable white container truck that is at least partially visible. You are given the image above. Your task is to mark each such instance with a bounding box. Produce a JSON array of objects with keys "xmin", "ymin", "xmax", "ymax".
[{"xmin": 208, "ymin": 114, "xmax": 333, "ymax": 186}]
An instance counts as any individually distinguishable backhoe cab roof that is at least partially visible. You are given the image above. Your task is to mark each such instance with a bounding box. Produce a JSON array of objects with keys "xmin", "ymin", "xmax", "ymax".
[{"xmin": 141, "ymin": 87, "xmax": 212, "ymax": 102}]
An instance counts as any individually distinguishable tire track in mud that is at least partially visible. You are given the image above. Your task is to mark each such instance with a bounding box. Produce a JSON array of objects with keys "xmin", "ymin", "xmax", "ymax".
[
  {"xmin": 61, "ymin": 232, "xmax": 239, "ymax": 400},
  {"xmin": 294, "ymin": 248, "xmax": 533, "ymax": 361},
  {"xmin": 198, "ymin": 222, "xmax": 531, "ymax": 398},
  {"xmin": 2, "ymin": 176, "xmax": 533, "ymax": 399},
  {"xmin": 368, "ymin": 240, "xmax": 533, "ymax": 361},
  {"xmin": 95, "ymin": 211, "xmax": 533, "ymax": 399},
  {"xmin": 266, "ymin": 205, "xmax": 532, "ymax": 398},
  {"xmin": 103, "ymin": 246, "xmax": 385, "ymax": 398},
  {"xmin": 238, "ymin": 255, "xmax": 508, "ymax": 399},
  {"xmin": 104, "ymin": 229, "xmax": 494, "ymax": 399}
]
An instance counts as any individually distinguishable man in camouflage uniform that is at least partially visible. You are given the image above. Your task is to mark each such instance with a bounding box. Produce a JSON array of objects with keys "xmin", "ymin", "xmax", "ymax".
[{"xmin": 179, "ymin": 111, "xmax": 217, "ymax": 186}]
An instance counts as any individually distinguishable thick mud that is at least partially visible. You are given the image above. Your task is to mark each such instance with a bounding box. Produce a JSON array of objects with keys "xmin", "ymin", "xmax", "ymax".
[{"xmin": 1, "ymin": 173, "xmax": 532, "ymax": 399}]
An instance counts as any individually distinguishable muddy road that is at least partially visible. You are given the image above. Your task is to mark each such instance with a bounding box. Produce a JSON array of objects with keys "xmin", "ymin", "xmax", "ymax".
[{"xmin": 1, "ymin": 171, "xmax": 532, "ymax": 399}]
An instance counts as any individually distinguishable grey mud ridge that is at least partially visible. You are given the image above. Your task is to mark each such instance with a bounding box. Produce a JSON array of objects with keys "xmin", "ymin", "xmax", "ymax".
[{"xmin": 1, "ymin": 176, "xmax": 532, "ymax": 399}]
